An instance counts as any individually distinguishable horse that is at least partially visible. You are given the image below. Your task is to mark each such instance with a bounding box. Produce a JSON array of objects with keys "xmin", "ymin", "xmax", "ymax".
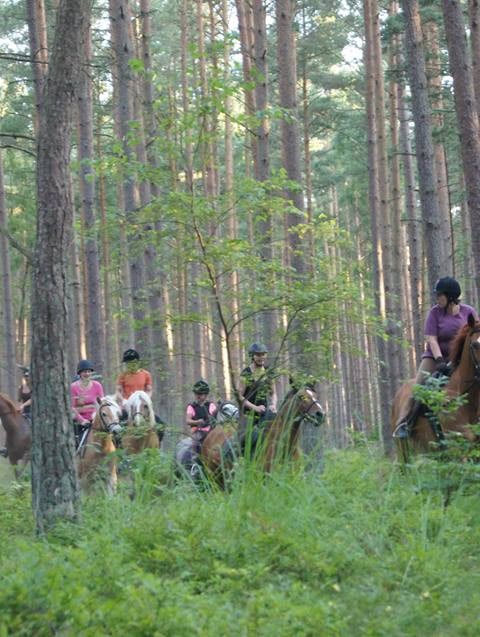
[
  {"xmin": 77, "ymin": 396, "xmax": 122, "ymax": 495},
  {"xmin": 122, "ymin": 390, "xmax": 159, "ymax": 454},
  {"xmin": 200, "ymin": 386, "xmax": 325, "ymax": 486},
  {"xmin": 0, "ymin": 392, "xmax": 31, "ymax": 478},
  {"xmin": 391, "ymin": 313, "xmax": 480, "ymax": 461},
  {"xmin": 216, "ymin": 400, "xmax": 240, "ymax": 425}
]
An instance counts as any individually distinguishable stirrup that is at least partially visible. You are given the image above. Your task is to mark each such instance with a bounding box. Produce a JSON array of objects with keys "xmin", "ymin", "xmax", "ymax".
[{"xmin": 392, "ymin": 421, "xmax": 409, "ymax": 439}]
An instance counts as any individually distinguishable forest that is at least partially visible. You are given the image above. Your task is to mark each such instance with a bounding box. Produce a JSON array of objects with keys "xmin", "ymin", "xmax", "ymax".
[
  {"xmin": 2, "ymin": 0, "xmax": 478, "ymax": 445},
  {"xmin": 1, "ymin": 0, "xmax": 480, "ymax": 632}
]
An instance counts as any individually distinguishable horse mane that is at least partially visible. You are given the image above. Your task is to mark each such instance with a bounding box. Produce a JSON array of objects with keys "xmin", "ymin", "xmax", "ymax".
[
  {"xmin": 100, "ymin": 395, "xmax": 122, "ymax": 417},
  {"xmin": 449, "ymin": 320, "xmax": 480, "ymax": 367},
  {"xmin": 0, "ymin": 392, "xmax": 19, "ymax": 413},
  {"xmin": 126, "ymin": 390, "xmax": 154, "ymax": 425}
]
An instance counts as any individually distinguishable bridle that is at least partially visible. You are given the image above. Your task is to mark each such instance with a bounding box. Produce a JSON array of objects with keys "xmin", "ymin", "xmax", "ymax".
[
  {"xmin": 294, "ymin": 391, "xmax": 325, "ymax": 427},
  {"xmin": 96, "ymin": 402, "xmax": 122, "ymax": 434}
]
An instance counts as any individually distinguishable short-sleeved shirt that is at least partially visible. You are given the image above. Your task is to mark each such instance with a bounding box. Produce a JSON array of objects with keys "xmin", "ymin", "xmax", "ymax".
[
  {"xmin": 423, "ymin": 303, "xmax": 478, "ymax": 359},
  {"xmin": 71, "ymin": 380, "xmax": 104, "ymax": 422},
  {"xmin": 117, "ymin": 369, "xmax": 152, "ymax": 400}
]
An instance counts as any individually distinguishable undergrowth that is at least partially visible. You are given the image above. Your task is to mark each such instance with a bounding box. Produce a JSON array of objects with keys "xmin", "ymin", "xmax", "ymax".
[{"xmin": 1, "ymin": 446, "xmax": 480, "ymax": 636}]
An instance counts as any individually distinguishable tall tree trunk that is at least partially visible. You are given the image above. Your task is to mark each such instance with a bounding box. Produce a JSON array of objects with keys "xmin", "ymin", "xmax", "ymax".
[
  {"xmin": 26, "ymin": 0, "xmax": 49, "ymax": 131},
  {"xmin": 363, "ymin": 0, "xmax": 391, "ymax": 446},
  {"xmin": 468, "ymin": 0, "xmax": 480, "ymax": 111},
  {"xmin": 30, "ymin": 0, "xmax": 89, "ymax": 534},
  {"xmin": 442, "ymin": 0, "xmax": 480, "ymax": 302},
  {"xmin": 422, "ymin": 19, "xmax": 453, "ymax": 270},
  {"xmin": 139, "ymin": 0, "xmax": 170, "ymax": 418},
  {"xmin": 234, "ymin": 0, "xmax": 257, "ymax": 174},
  {"xmin": 77, "ymin": 19, "xmax": 105, "ymax": 373},
  {"xmin": 400, "ymin": 0, "xmax": 446, "ymax": 291},
  {"xmin": 253, "ymin": 0, "xmax": 275, "ymax": 348},
  {"xmin": 0, "ymin": 150, "xmax": 17, "ymax": 397},
  {"xmin": 275, "ymin": 0, "xmax": 306, "ymax": 277},
  {"xmin": 109, "ymin": 0, "xmax": 147, "ymax": 350}
]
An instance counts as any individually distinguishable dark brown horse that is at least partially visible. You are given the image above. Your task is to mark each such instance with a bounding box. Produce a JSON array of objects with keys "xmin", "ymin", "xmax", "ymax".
[
  {"xmin": 391, "ymin": 313, "xmax": 480, "ymax": 460},
  {"xmin": 0, "ymin": 392, "xmax": 31, "ymax": 478},
  {"xmin": 77, "ymin": 396, "xmax": 122, "ymax": 494},
  {"xmin": 201, "ymin": 386, "xmax": 325, "ymax": 486}
]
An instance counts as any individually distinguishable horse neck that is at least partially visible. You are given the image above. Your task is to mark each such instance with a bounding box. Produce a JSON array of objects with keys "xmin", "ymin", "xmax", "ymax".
[
  {"xmin": 0, "ymin": 398, "xmax": 20, "ymax": 434},
  {"xmin": 455, "ymin": 336, "xmax": 476, "ymax": 381}
]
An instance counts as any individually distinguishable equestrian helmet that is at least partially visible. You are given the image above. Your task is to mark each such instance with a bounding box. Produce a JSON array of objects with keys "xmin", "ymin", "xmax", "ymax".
[
  {"xmin": 193, "ymin": 379, "xmax": 210, "ymax": 394},
  {"xmin": 122, "ymin": 348, "xmax": 140, "ymax": 363},
  {"xmin": 434, "ymin": 277, "xmax": 461, "ymax": 303},
  {"xmin": 77, "ymin": 359, "xmax": 94, "ymax": 373},
  {"xmin": 248, "ymin": 342, "xmax": 268, "ymax": 356}
]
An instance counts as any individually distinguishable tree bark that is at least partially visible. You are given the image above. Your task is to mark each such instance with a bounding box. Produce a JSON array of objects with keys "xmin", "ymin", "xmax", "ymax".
[
  {"xmin": 400, "ymin": 0, "xmax": 446, "ymax": 291},
  {"xmin": 77, "ymin": 18, "xmax": 106, "ymax": 373},
  {"xmin": 30, "ymin": 0, "xmax": 90, "ymax": 534},
  {"xmin": 0, "ymin": 150, "xmax": 17, "ymax": 397},
  {"xmin": 442, "ymin": 0, "xmax": 480, "ymax": 303}
]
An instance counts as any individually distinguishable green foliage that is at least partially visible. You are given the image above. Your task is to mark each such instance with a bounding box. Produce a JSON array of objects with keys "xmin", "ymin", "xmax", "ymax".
[
  {"xmin": 412, "ymin": 375, "xmax": 467, "ymax": 421},
  {"xmin": 1, "ymin": 448, "xmax": 480, "ymax": 635}
]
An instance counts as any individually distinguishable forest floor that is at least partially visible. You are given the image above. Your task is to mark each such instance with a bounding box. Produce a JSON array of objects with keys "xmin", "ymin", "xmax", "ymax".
[{"xmin": 1, "ymin": 445, "xmax": 480, "ymax": 636}]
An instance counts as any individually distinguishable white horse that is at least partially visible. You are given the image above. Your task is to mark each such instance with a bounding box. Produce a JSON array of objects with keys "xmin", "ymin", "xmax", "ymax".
[{"xmin": 123, "ymin": 390, "xmax": 159, "ymax": 453}]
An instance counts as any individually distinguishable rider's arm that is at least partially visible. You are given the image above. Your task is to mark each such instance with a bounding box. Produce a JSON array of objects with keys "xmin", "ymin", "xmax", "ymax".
[
  {"xmin": 144, "ymin": 370, "xmax": 153, "ymax": 397},
  {"xmin": 268, "ymin": 381, "xmax": 278, "ymax": 413},
  {"xmin": 425, "ymin": 335, "xmax": 443, "ymax": 360},
  {"xmin": 115, "ymin": 379, "xmax": 125, "ymax": 405},
  {"xmin": 20, "ymin": 398, "xmax": 31, "ymax": 413},
  {"xmin": 238, "ymin": 376, "xmax": 264, "ymax": 413},
  {"xmin": 186, "ymin": 404, "xmax": 205, "ymax": 427}
]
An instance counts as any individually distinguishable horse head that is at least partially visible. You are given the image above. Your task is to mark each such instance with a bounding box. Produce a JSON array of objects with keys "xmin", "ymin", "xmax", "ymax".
[
  {"xmin": 216, "ymin": 401, "xmax": 239, "ymax": 425},
  {"xmin": 292, "ymin": 387, "xmax": 325, "ymax": 427},
  {"xmin": 126, "ymin": 390, "xmax": 155, "ymax": 428},
  {"xmin": 449, "ymin": 313, "xmax": 480, "ymax": 380},
  {"xmin": 94, "ymin": 396, "xmax": 123, "ymax": 435}
]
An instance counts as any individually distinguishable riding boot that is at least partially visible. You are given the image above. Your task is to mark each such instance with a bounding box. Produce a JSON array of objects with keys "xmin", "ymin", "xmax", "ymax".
[
  {"xmin": 0, "ymin": 446, "xmax": 8, "ymax": 458},
  {"xmin": 393, "ymin": 400, "xmax": 422, "ymax": 439}
]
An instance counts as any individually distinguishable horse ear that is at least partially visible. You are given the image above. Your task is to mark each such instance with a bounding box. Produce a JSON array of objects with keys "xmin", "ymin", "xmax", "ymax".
[
  {"xmin": 96, "ymin": 395, "xmax": 102, "ymax": 405},
  {"xmin": 468, "ymin": 313, "xmax": 476, "ymax": 328}
]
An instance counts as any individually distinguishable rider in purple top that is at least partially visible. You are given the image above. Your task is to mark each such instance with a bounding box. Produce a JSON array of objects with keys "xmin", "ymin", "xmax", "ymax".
[
  {"xmin": 423, "ymin": 302, "xmax": 477, "ymax": 360},
  {"xmin": 393, "ymin": 276, "xmax": 478, "ymax": 438}
]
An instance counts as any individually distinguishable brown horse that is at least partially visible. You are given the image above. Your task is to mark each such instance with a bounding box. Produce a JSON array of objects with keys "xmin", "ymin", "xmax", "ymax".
[
  {"xmin": 122, "ymin": 390, "xmax": 159, "ymax": 454},
  {"xmin": 77, "ymin": 396, "xmax": 122, "ymax": 494},
  {"xmin": 201, "ymin": 386, "xmax": 325, "ymax": 486},
  {"xmin": 0, "ymin": 392, "xmax": 31, "ymax": 478},
  {"xmin": 391, "ymin": 313, "xmax": 480, "ymax": 460}
]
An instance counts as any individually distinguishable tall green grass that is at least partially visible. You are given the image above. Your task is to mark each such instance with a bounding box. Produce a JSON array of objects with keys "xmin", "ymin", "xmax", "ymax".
[{"xmin": 1, "ymin": 447, "xmax": 480, "ymax": 636}]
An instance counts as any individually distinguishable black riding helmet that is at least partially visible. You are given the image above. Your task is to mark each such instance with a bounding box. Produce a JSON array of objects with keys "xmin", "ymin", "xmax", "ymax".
[
  {"xmin": 193, "ymin": 379, "xmax": 210, "ymax": 394},
  {"xmin": 434, "ymin": 277, "xmax": 461, "ymax": 304},
  {"xmin": 122, "ymin": 348, "xmax": 140, "ymax": 363},
  {"xmin": 77, "ymin": 359, "xmax": 94, "ymax": 374},
  {"xmin": 248, "ymin": 342, "xmax": 268, "ymax": 356}
]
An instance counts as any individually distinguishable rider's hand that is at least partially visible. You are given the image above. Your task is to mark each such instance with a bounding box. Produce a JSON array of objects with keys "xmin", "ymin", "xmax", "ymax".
[
  {"xmin": 256, "ymin": 405, "xmax": 266, "ymax": 414},
  {"xmin": 435, "ymin": 356, "xmax": 450, "ymax": 375}
]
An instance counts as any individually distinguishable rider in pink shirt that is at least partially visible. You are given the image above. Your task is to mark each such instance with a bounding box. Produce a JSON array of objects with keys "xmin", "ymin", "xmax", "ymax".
[{"xmin": 71, "ymin": 359, "xmax": 104, "ymax": 425}]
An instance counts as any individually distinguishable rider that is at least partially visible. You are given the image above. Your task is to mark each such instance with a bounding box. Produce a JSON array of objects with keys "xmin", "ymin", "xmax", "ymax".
[
  {"xmin": 18, "ymin": 367, "xmax": 32, "ymax": 417},
  {"xmin": 238, "ymin": 342, "xmax": 277, "ymax": 453},
  {"xmin": 186, "ymin": 380, "xmax": 218, "ymax": 468},
  {"xmin": 393, "ymin": 276, "xmax": 478, "ymax": 438},
  {"xmin": 116, "ymin": 348, "xmax": 164, "ymax": 443},
  {"xmin": 71, "ymin": 359, "xmax": 105, "ymax": 447}
]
